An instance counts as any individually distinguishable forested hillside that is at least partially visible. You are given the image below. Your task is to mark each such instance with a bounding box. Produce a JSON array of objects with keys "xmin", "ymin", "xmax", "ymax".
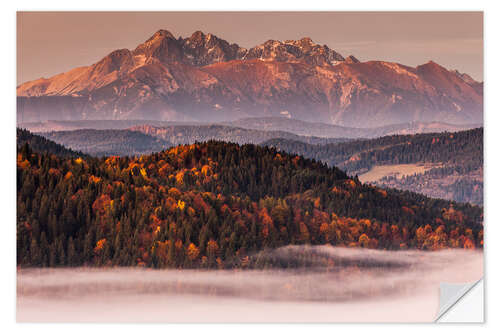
[
  {"xmin": 263, "ymin": 128, "xmax": 482, "ymax": 173},
  {"xmin": 41, "ymin": 129, "xmax": 171, "ymax": 156},
  {"xmin": 17, "ymin": 128, "xmax": 85, "ymax": 158},
  {"xmin": 38, "ymin": 126, "xmax": 347, "ymax": 157},
  {"xmin": 264, "ymin": 128, "xmax": 483, "ymax": 204},
  {"xmin": 130, "ymin": 124, "xmax": 348, "ymax": 146},
  {"xmin": 17, "ymin": 140, "xmax": 482, "ymax": 269},
  {"xmin": 224, "ymin": 117, "xmax": 478, "ymax": 139}
]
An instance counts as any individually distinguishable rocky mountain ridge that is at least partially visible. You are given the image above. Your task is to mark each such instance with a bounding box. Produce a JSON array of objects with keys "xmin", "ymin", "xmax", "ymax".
[{"xmin": 17, "ymin": 29, "xmax": 483, "ymax": 127}]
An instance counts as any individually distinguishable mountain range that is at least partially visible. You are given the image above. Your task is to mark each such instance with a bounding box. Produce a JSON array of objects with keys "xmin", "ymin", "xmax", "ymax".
[
  {"xmin": 18, "ymin": 118, "xmax": 479, "ymax": 139},
  {"xmin": 17, "ymin": 30, "xmax": 483, "ymax": 127},
  {"xmin": 37, "ymin": 125, "xmax": 348, "ymax": 156}
]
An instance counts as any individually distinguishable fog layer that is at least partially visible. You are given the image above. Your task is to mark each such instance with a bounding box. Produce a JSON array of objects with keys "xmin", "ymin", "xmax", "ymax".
[{"xmin": 17, "ymin": 246, "xmax": 483, "ymax": 323}]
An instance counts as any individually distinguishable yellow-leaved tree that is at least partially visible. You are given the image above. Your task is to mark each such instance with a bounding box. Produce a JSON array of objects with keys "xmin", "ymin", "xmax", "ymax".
[{"xmin": 187, "ymin": 243, "xmax": 200, "ymax": 261}]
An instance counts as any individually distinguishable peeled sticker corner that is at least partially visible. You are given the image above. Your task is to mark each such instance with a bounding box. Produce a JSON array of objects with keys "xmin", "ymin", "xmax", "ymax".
[{"xmin": 435, "ymin": 279, "xmax": 483, "ymax": 322}]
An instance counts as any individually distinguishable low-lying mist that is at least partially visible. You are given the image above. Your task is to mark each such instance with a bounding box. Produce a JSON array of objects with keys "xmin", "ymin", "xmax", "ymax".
[{"xmin": 17, "ymin": 246, "xmax": 483, "ymax": 323}]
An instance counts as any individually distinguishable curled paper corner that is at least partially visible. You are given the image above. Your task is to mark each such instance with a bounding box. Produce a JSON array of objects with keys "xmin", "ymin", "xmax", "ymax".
[{"xmin": 435, "ymin": 279, "xmax": 483, "ymax": 322}]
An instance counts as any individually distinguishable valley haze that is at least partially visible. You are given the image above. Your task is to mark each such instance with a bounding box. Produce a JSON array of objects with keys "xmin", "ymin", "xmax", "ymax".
[{"xmin": 17, "ymin": 247, "xmax": 483, "ymax": 322}]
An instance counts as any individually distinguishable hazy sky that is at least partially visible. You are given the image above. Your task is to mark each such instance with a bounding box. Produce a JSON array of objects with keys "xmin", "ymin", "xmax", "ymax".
[{"xmin": 17, "ymin": 11, "xmax": 483, "ymax": 85}]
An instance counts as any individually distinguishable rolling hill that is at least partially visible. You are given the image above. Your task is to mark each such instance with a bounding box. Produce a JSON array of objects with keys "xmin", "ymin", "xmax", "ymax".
[
  {"xmin": 129, "ymin": 124, "xmax": 348, "ymax": 146},
  {"xmin": 224, "ymin": 117, "xmax": 479, "ymax": 138},
  {"xmin": 40, "ymin": 129, "xmax": 171, "ymax": 156},
  {"xmin": 263, "ymin": 128, "xmax": 483, "ymax": 204},
  {"xmin": 17, "ymin": 140, "xmax": 482, "ymax": 269},
  {"xmin": 37, "ymin": 126, "xmax": 349, "ymax": 156},
  {"xmin": 17, "ymin": 128, "xmax": 85, "ymax": 158}
]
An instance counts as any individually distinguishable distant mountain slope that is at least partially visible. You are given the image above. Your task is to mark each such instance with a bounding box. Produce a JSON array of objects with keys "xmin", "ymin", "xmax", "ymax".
[
  {"xmin": 17, "ymin": 119, "xmax": 201, "ymax": 133},
  {"xmin": 224, "ymin": 117, "xmax": 479, "ymax": 139},
  {"xmin": 263, "ymin": 128, "xmax": 482, "ymax": 172},
  {"xmin": 18, "ymin": 118, "xmax": 479, "ymax": 139},
  {"xmin": 40, "ymin": 129, "xmax": 171, "ymax": 156},
  {"xmin": 17, "ymin": 141, "xmax": 482, "ymax": 268},
  {"xmin": 37, "ymin": 126, "xmax": 348, "ymax": 157},
  {"xmin": 17, "ymin": 128, "xmax": 85, "ymax": 158},
  {"xmin": 263, "ymin": 128, "xmax": 483, "ymax": 204},
  {"xmin": 129, "ymin": 124, "xmax": 348, "ymax": 146},
  {"xmin": 17, "ymin": 29, "xmax": 482, "ymax": 127}
]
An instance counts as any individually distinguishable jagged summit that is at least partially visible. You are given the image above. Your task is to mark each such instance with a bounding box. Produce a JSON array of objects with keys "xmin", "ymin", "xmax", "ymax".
[
  {"xmin": 450, "ymin": 69, "xmax": 478, "ymax": 85},
  {"xmin": 131, "ymin": 30, "xmax": 347, "ymax": 67},
  {"xmin": 151, "ymin": 29, "xmax": 175, "ymax": 40},
  {"xmin": 134, "ymin": 30, "xmax": 355, "ymax": 66},
  {"xmin": 131, "ymin": 29, "xmax": 246, "ymax": 67},
  {"xmin": 345, "ymin": 55, "xmax": 360, "ymax": 64},
  {"xmin": 243, "ymin": 36, "xmax": 345, "ymax": 66}
]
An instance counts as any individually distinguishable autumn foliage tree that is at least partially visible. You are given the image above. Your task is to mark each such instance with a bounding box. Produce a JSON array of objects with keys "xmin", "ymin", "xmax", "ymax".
[{"xmin": 16, "ymin": 135, "xmax": 483, "ymax": 269}]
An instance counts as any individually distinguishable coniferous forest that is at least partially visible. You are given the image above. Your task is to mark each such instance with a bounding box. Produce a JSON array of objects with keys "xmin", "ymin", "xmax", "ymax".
[
  {"xmin": 17, "ymin": 129, "xmax": 483, "ymax": 269},
  {"xmin": 263, "ymin": 128, "xmax": 483, "ymax": 175},
  {"xmin": 17, "ymin": 128, "xmax": 86, "ymax": 158},
  {"xmin": 264, "ymin": 128, "xmax": 483, "ymax": 204}
]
